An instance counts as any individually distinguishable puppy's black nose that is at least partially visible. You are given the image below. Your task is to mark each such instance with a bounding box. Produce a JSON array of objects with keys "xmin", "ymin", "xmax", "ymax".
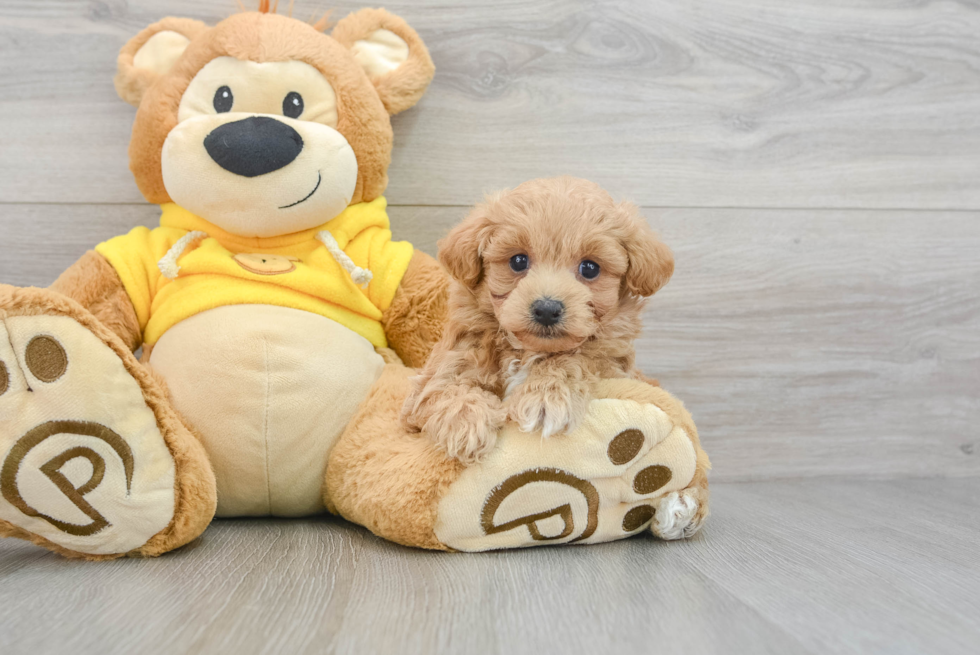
[
  {"xmin": 204, "ymin": 116, "xmax": 303, "ymax": 177},
  {"xmin": 531, "ymin": 298, "xmax": 564, "ymax": 327}
]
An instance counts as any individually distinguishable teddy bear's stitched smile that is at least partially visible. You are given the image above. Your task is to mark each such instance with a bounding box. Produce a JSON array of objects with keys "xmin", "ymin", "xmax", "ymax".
[{"xmin": 279, "ymin": 171, "xmax": 322, "ymax": 209}]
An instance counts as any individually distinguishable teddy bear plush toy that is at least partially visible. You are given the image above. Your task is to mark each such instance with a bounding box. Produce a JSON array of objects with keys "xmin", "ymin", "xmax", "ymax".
[{"xmin": 0, "ymin": 4, "xmax": 710, "ymax": 559}]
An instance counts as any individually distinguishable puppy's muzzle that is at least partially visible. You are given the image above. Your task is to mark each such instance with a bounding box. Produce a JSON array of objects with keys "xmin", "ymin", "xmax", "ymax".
[{"xmin": 531, "ymin": 298, "xmax": 564, "ymax": 327}]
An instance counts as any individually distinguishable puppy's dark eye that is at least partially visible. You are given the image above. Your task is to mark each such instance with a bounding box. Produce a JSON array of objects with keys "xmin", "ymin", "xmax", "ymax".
[
  {"xmin": 509, "ymin": 254, "xmax": 529, "ymax": 272},
  {"xmin": 213, "ymin": 86, "xmax": 233, "ymax": 113},
  {"xmin": 579, "ymin": 260, "xmax": 600, "ymax": 280},
  {"xmin": 283, "ymin": 91, "xmax": 304, "ymax": 119}
]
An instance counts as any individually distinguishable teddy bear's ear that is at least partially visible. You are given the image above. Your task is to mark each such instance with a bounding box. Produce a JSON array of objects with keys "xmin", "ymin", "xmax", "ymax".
[
  {"xmin": 331, "ymin": 8, "xmax": 435, "ymax": 115},
  {"xmin": 114, "ymin": 17, "xmax": 210, "ymax": 107}
]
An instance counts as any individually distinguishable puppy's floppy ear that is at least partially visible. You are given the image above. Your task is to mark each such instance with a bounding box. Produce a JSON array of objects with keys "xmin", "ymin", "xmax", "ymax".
[
  {"xmin": 332, "ymin": 8, "xmax": 435, "ymax": 115},
  {"xmin": 438, "ymin": 206, "xmax": 495, "ymax": 289},
  {"xmin": 114, "ymin": 17, "xmax": 209, "ymax": 107},
  {"xmin": 617, "ymin": 203, "xmax": 675, "ymax": 297}
]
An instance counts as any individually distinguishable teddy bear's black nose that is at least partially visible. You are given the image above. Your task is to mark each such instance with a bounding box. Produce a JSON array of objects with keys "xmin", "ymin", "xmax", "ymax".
[
  {"xmin": 531, "ymin": 298, "xmax": 564, "ymax": 327},
  {"xmin": 204, "ymin": 116, "xmax": 304, "ymax": 178}
]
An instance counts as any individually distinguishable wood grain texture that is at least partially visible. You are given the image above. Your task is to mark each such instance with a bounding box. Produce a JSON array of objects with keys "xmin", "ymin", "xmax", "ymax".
[
  {"xmin": 1, "ymin": 0, "xmax": 979, "ymax": 207},
  {"xmin": 3, "ymin": 203, "xmax": 977, "ymax": 482},
  {"xmin": 1, "ymin": 478, "xmax": 977, "ymax": 655}
]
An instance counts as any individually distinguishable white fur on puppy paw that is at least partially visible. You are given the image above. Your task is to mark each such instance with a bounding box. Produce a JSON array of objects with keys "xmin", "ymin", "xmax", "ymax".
[{"xmin": 650, "ymin": 490, "xmax": 703, "ymax": 540}]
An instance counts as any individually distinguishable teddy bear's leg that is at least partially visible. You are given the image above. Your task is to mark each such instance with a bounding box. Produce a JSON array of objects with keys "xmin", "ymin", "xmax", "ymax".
[
  {"xmin": 324, "ymin": 364, "xmax": 463, "ymax": 550},
  {"xmin": 325, "ymin": 365, "xmax": 709, "ymax": 551},
  {"xmin": 0, "ymin": 285, "xmax": 216, "ymax": 559}
]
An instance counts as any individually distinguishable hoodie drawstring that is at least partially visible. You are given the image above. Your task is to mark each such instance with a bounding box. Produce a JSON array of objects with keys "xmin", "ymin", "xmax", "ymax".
[
  {"xmin": 156, "ymin": 228, "xmax": 373, "ymax": 290},
  {"xmin": 158, "ymin": 231, "xmax": 208, "ymax": 280},
  {"xmin": 316, "ymin": 230, "xmax": 373, "ymax": 289}
]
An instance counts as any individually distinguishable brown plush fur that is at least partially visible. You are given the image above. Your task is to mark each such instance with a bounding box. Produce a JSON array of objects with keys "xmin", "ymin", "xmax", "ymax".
[
  {"xmin": 114, "ymin": 17, "xmax": 210, "ymax": 107},
  {"xmin": 0, "ymin": 285, "xmax": 217, "ymax": 560},
  {"xmin": 330, "ymin": 8, "xmax": 436, "ymax": 115},
  {"xmin": 325, "ymin": 364, "xmax": 463, "ymax": 550},
  {"xmin": 381, "ymin": 251, "xmax": 450, "ymax": 368},
  {"xmin": 119, "ymin": 9, "xmax": 433, "ymax": 206},
  {"xmin": 49, "ymin": 250, "xmax": 142, "ymax": 351},
  {"xmin": 404, "ymin": 177, "xmax": 675, "ymax": 463}
]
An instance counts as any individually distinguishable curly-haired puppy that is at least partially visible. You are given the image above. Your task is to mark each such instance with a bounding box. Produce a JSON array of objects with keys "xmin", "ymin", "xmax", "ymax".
[{"xmin": 403, "ymin": 176, "xmax": 674, "ymax": 464}]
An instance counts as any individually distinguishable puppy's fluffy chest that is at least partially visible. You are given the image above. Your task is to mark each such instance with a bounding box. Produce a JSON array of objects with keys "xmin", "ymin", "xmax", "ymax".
[{"xmin": 497, "ymin": 344, "xmax": 631, "ymax": 400}]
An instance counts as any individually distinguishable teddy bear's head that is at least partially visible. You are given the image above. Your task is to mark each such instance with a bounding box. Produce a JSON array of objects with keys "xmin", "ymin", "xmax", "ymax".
[{"xmin": 114, "ymin": 5, "xmax": 433, "ymax": 238}]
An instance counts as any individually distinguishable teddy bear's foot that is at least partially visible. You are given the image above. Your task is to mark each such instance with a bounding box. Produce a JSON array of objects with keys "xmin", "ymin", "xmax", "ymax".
[
  {"xmin": 0, "ymin": 287, "xmax": 215, "ymax": 559},
  {"xmin": 433, "ymin": 379, "xmax": 709, "ymax": 551}
]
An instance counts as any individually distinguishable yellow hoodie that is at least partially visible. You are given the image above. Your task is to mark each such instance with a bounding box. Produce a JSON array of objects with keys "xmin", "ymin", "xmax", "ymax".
[{"xmin": 95, "ymin": 198, "xmax": 413, "ymax": 348}]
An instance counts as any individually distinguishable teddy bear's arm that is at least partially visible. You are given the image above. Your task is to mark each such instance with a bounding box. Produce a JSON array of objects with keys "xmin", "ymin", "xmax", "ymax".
[
  {"xmin": 49, "ymin": 250, "xmax": 142, "ymax": 351},
  {"xmin": 380, "ymin": 250, "xmax": 449, "ymax": 368}
]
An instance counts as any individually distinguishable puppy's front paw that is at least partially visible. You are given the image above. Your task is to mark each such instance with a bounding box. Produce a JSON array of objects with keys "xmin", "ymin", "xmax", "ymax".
[
  {"xmin": 507, "ymin": 383, "xmax": 588, "ymax": 438},
  {"xmin": 421, "ymin": 388, "xmax": 506, "ymax": 465}
]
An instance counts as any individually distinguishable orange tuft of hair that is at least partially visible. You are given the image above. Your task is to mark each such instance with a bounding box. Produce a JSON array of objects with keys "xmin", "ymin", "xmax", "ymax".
[
  {"xmin": 311, "ymin": 10, "xmax": 332, "ymax": 32},
  {"xmin": 249, "ymin": 0, "xmax": 329, "ymax": 30}
]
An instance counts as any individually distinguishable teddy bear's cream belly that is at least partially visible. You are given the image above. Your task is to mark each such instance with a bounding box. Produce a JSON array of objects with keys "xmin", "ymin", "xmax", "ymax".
[{"xmin": 148, "ymin": 305, "xmax": 385, "ymax": 517}]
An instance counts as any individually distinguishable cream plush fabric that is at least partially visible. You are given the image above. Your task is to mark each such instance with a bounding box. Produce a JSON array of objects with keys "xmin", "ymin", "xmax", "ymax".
[
  {"xmin": 0, "ymin": 315, "xmax": 175, "ymax": 555},
  {"xmin": 435, "ymin": 398, "xmax": 698, "ymax": 551},
  {"xmin": 150, "ymin": 305, "xmax": 384, "ymax": 516}
]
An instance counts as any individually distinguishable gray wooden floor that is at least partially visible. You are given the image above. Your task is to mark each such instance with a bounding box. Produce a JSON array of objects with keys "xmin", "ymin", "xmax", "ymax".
[
  {"xmin": 2, "ymin": 478, "xmax": 978, "ymax": 655},
  {"xmin": 1, "ymin": 1, "xmax": 979, "ymax": 653}
]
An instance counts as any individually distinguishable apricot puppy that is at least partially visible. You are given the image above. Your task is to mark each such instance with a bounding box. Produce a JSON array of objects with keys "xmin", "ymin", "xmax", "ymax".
[{"xmin": 403, "ymin": 177, "xmax": 675, "ymax": 463}]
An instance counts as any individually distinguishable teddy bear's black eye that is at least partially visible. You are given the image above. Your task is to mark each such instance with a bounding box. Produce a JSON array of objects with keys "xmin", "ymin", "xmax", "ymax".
[
  {"xmin": 283, "ymin": 92, "xmax": 304, "ymax": 119},
  {"xmin": 510, "ymin": 254, "xmax": 529, "ymax": 272},
  {"xmin": 579, "ymin": 260, "xmax": 600, "ymax": 279},
  {"xmin": 213, "ymin": 86, "xmax": 233, "ymax": 113}
]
